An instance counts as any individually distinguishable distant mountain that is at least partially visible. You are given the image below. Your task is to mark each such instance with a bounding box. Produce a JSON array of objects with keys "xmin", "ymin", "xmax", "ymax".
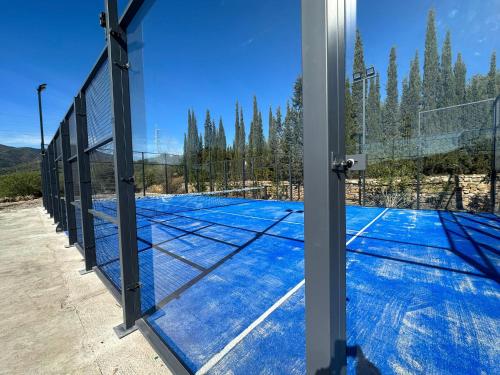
[{"xmin": 0, "ymin": 144, "xmax": 41, "ymax": 174}]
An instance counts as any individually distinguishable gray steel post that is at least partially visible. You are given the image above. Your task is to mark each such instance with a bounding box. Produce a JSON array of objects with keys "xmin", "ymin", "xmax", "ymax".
[
  {"xmin": 105, "ymin": 0, "xmax": 141, "ymax": 334},
  {"xmin": 141, "ymin": 152, "xmax": 146, "ymax": 196},
  {"xmin": 164, "ymin": 153, "xmax": 169, "ymax": 194},
  {"xmin": 492, "ymin": 96, "xmax": 499, "ymax": 212},
  {"xmin": 183, "ymin": 160, "xmax": 189, "ymax": 193},
  {"xmin": 303, "ymin": 0, "xmax": 347, "ymax": 373},
  {"xmin": 47, "ymin": 143, "xmax": 55, "ymax": 218},
  {"xmin": 223, "ymin": 159, "xmax": 228, "ymax": 190},
  {"xmin": 75, "ymin": 93, "xmax": 97, "ymax": 271},
  {"xmin": 61, "ymin": 119, "xmax": 77, "ymax": 245},
  {"xmin": 288, "ymin": 156, "xmax": 293, "ymax": 201},
  {"xmin": 417, "ymin": 112, "xmax": 421, "ymax": 209}
]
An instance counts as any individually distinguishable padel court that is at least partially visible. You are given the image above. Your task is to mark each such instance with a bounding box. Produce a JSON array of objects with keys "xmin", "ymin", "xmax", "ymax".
[{"xmin": 89, "ymin": 194, "xmax": 499, "ymax": 375}]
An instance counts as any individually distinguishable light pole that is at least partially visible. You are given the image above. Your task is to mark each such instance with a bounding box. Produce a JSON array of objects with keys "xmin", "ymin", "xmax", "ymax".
[
  {"xmin": 353, "ymin": 66, "xmax": 376, "ymax": 206},
  {"xmin": 37, "ymin": 83, "xmax": 47, "ymax": 153}
]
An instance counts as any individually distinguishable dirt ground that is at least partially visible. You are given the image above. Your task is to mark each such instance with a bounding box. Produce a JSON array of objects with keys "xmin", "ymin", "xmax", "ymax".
[{"xmin": 0, "ymin": 203, "xmax": 171, "ymax": 374}]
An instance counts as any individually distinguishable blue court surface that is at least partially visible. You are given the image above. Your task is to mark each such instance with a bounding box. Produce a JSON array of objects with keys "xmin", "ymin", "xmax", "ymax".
[{"xmin": 92, "ymin": 195, "xmax": 499, "ymax": 374}]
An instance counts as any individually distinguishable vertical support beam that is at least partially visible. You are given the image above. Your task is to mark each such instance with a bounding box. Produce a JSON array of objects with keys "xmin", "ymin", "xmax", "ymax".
[
  {"xmin": 61, "ymin": 118, "xmax": 77, "ymax": 245},
  {"xmin": 289, "ymin": 156, "xmax": 293, "ymax": 201},
  {"xmin": 51, "ymin": 140, "xmax": 60, "ymax": 225},
  {"xmin": 75, "ymin": 93, "xmax": 97, "ymax": 270},
  {"xmin": 492, "ymin": 96, "xmax": 499, "ymax": 213},
  {"xmin": 164, "ymin": 153, "xmax": 169, "ymax": 194},
  {"xmin": 141, "ymin": 152, "xmax": 146, "ymax": 196},
  {"xmin": 47, "ymin": 143, "xmax": 55, "ymax": 218},
  {"xmin": 223, "ymin": 160, "xmax": 228, "ymax": 190},
  {"xmin": 416, "ymin": 112, "xmax": 421, "ymax": 210},
  {"xmin": 105, "ymin": 0, "xmax": 141, "ymax": 333},
  {"xmin": 183, "ymin": 160, "xmax": 189, "ymax": 193},
  {"xmin": 303, "ymin": 0, "xmax": 347, "ymax": 373}
]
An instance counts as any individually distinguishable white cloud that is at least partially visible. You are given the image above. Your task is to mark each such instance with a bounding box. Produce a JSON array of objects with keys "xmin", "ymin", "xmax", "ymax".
[
  {"xmin": 0, "ymin": 131, "xmax": 41, "ymax": 148},
  {"xmin": 474, "ymin": 51, "xmax": 481, "ymax": 56},
  {"xmin": 448, "ymin": 9, "xmax": 458, "ymax": 18}
]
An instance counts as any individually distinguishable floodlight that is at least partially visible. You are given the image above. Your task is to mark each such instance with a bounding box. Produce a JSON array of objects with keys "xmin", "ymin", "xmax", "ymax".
[
  {"xmin": 37, "ymin": 83, "xmax": 47, "ymax": 92},
  {"xmin": 366, "ymin": 66, "xmax": 375, "ymax": 78},
  {"xmin": 353, "ymin": 72, "xmax": 362, "ymax": 82}
]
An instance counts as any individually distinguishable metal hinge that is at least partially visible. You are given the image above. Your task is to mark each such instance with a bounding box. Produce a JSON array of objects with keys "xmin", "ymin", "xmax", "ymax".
[{"xmin": 331, "ymin": 153, "xmax": 367, "ymax": 172}]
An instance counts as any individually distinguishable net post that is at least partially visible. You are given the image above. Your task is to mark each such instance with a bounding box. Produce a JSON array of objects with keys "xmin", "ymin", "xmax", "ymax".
[
  {"xmin": 104, "ymin": 0, "xmax": 141, "ymax": 332},
  {"xmin": 61, "ymin": 117, "xmax": 77, "ymax": 245},
  {"xmin": 75, "ymin": 92, "xmax": 96, "ymax": 271}
]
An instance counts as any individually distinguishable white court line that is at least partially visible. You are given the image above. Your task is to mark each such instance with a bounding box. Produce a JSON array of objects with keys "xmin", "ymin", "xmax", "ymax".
[{"xmin": 196, "ymin": 207, "xmax": 390, "ymax": 374}]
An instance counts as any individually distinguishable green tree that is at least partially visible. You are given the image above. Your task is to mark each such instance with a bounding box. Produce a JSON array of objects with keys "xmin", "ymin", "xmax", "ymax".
[
  {"xmin": 233, "ymin": 101, "xmax": 240, "ymax": 156},
  {"xmin": 345, "ymin": 79, "xmax": 357, "ymax": 154},
  {"xmin": 440, "ymin": 31, "xmax": 455, "ymax": 108},
  {"xmin": 352, "ymin": 30, "xmax": 366, "ymax": 140},
  {"xmin": 454, "ymin": 53, "xmax": 467, "ymax": 104},
  {"xmin": 487, "ymin": 52, "xmax": 498, "ymax": 97},
  {"xmin": 367, "ymin": 74, "xmax": 382, "ymax": 144},
  {"xmin": 382, "ymin": 47, "xmax": 399, "ymax": 157},
  {"xmin": 423, "ymin": 9, "xmax": 440, "ymax": 110}
]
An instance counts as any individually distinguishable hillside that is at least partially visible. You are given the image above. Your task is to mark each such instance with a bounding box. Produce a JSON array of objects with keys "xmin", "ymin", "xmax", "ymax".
[{"xmin": 0, "ymin": 144, "xmax": 40, "ymax": 174}]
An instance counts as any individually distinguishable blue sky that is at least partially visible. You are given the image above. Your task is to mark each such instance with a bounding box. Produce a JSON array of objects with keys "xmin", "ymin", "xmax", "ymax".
[{"xmin": 0, "ymin": 0, "xmax": 497, "ymax": 150}]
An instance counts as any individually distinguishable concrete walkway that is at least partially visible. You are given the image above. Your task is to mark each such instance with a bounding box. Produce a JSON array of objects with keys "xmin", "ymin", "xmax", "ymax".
[{"xmin": 0, "ymin": 204, "xmax": 170, "ymax": 375}]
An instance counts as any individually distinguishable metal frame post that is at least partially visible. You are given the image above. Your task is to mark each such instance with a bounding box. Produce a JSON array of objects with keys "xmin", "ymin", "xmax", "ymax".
[
  {"xmin": 288, "ymin": 156, "xmax": 293, "ymax": 201},
  {"xmin": 416, "ymin": 112, "xmax": 421, "ymax": 209},
  {"xmin": 183, "ymin": 160, "xmax": 189, "ymax": 193},
  {"xmin": 47, "ymin": 143, "xmax": 55, "ymax": 217},
  {"xmin": 141, "ymin": 152, "xmax": 146, "ymax": 196},
  {"xmin": 75, "ymin": 93, "xmax": 97, "ymax": 270},
  {"xmin": 61, "ymin": 118, "xmax": 78, "ymax": 245},
  {"xmin": 164, "ymin": 153, "xmax": 169, "ymax": 194},
  {"xmin": 303, "ymin": 0, "xmax": 347, "ymax": 373},
  {"xmin": 223, "ymin": 159, "xmax": 228, "ymax": 190},
  {"xmin": 105, "ymin": 0, "xmax": 141, "ymax": 334},
  {"xmin": 492, "ymin": 95, "xmax": 499, "ymax": 212},
  {"xmin": 50, "ymin": 141, "xmax": 60, "ymax": 225}
]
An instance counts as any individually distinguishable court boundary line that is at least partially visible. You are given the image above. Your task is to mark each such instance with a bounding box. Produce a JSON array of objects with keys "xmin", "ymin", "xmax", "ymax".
[{"xmin": 196, "ymin": 207, "xmax": 390, "ymax": 374}]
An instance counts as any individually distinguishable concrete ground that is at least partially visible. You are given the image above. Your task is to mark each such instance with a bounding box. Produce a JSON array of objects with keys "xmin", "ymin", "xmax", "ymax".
[{"xmin": 0, "ymin": 202, "xmax": 170, "ymax": 375}]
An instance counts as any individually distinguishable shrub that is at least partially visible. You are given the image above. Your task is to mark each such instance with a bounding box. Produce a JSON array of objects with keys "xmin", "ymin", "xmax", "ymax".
[{"xmin": 0, "ymin": 171, "xmax": 41, "ymax": 198}]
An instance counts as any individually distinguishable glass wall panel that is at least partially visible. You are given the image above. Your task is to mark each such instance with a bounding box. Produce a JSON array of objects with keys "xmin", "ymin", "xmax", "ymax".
[
  {"xmin": 127, "ymin": 0, "xmax": 305, "ymax": 372},
  {"xmin": 345, "ymin": 1, "xmax": 499, "ymax": 373}
]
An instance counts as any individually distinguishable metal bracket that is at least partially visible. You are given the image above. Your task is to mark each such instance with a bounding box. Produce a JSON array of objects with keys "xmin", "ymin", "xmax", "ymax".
[
  {"xmin": 114, "ymin": 61, "xmax": 130, "ymax": 70},
  {"xmin": 126, "ymin": 282, "xmax": 142, "ymax": 292},
  {"xmin": 331, "ymin": 153, "xmax": 367, "ymax": 172},
  {"xmin": 121, "ymin": 175, "xmax": 135, "ymax": 184}
]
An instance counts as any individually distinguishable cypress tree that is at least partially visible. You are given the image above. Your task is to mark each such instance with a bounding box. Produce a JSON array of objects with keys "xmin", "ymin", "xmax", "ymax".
[
  {"xmin": 238, "ymin": 108, "xmax": 246, "ymax": 158},
  {"xmin": 454, "ymin": 53, "xmax": 467, "ymax": 104},
  {"xmin": 283, "ymin": 102, "xmax": 294, "ymax": 160},
  {"xmin": 382, "ymin": 47, "xmax": 399, "ymax": 156},
  {"xmin": 367, "ymin": 74, "xmax": 382, "ymax": 144},
  {"xmin": 400, "ymin": 77, "xmax": 411, "ymax": 139},
  {"xmin": 423, "ymin": 9, "xmax": 440, "ymax": 110},
  {"xmin": 487, "ymin": 52, "xmax": 497, "ymax": 97},
  {"xmin": 204, "ymin": 110, "xmax": 212, "ymax": 150},
  {"xmin": 217, "ymin": 117, "xmax": 226, "ymax": 161},
  {"xmin": 345, "ymin": 79, "xmax": 357, "ymax": 154},
  {"xmin": 408, "ymin": 52, "xmax": 422, "ymax": 138},
  {"xmin": 275, "ymin": 106, "xmax": 283, "ymax": 158},
  {"xmin": 268, "ymin": 107, "xmax": 277, "ymax": 157},
  {"xmin": 234, "ymin": 102, "xmax": 240, "ymax": 157},
  {"xmin": 440, "ymin": 31, "xmax": 455, "ymax": 107},
  {"xmin": 352, "ymin": 30, "xmax": 366, "ymax": 136}
]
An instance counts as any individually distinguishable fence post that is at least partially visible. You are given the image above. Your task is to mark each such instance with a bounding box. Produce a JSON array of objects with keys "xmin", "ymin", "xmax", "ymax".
[
  {"xmin": 75, "ymin": 92, "xmax": 96, "ymax": 271},
  {"xmin": 196, "ymin": 166, "xmax": 200, "ymax": 192},
  {"xmin": 242, "ymin": 158, "xmax": 246, "ymax": 197},
  {"xmin": 61, "ymin": 118, "xmax": 77, "ymax": 246},
  {"xmin": 223, "ymin": 159, "xmax": 228, "ymax": 190},
  {"xmin": 491, "ymin": 96, "xmax": 499, "ymax": 213},
  {"xmin": 288, "ymin": 156, "xmax": 293, "ymax": 201},
  {"xmin": 141, "ymin": 152, "xmax": 146, "ymax": 196},
  {"xmin": 53, "ymin": 135, "xmax": 62, "ymax": 228},
  {"xmin": 274, "ymin": 155, "xmax": 279, "ymax": 200},
  {"xmin": 164, "ymin": 153, "xmax": 169, "ymax": 194},
  {"xmin": 209, "ymin": 157, "xmax": 214, "ymax": 192},
  {"xmin": 105, "ymin": 0, "xmax": 141, "ymax": 335},
  {"xmin": 183, "ymin": 160, "xmax": 189, "ymax": 193},
  {"xmin": 47, "ymin": 143, "xmax": 55, "ymax": 218}
]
